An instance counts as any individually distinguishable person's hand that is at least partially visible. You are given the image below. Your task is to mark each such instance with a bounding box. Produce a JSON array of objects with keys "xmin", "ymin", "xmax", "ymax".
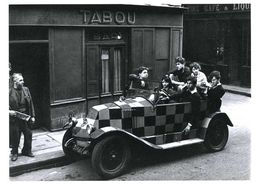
[
  {"xmin": 9, "ymin": 110, "xmax": 16, "ymax": 117},
  {"xmin": 119, "ymin": 96, "xmax": 125, "ymax": 102},
  {"xmin": 160, "ymin": 97, "xmax": 169, "ymax": 101},
  {"xmin": 201, "ymin": 82, "xmax": 206, "ymax": 87},
  {"xmin": 184, "ymin": 123, "xmax": 192, "ymax": 135},
  {"xmin": 140, "ymin": 81, "xmax": 145, "ymax": 87},
  {"xmin": 30, "ymin": 117, "xmax": 35, "ymax": 124}
]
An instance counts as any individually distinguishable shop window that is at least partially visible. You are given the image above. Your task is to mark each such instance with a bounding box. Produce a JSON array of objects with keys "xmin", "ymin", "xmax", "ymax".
[
  {"xmin": 215, "ymin": 21, "xmax": 228, "ymax": 65},
  {"xmin": 189, "ymin": 20, "xmax": 228, "ymax": 65},
  {"xmin": 113, "ymin": 48, "xmax": 121, "ymax": 92},
  {"xmin": 241, "ymin": 21, "xmax": 251, "ymax": 66},
  {"xmin": 86, "ymin": 28, "xmax": 126, "ymax": 96},
  {"xmin": 101, "ymin": 49, "xmax": 110, "ymax": 93},
  {"xmin": 100, "ymin": 47, "xmax": 123, "ymax": 94}
]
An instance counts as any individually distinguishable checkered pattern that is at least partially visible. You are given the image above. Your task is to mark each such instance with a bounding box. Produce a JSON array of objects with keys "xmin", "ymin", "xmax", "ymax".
[
  {"xmin": 142, "ymin": 129, "xmax": 198, "ymax": 145},
  {"xmin": 86, "ymin": 98, "xmax": 208, "ymax": 145}
]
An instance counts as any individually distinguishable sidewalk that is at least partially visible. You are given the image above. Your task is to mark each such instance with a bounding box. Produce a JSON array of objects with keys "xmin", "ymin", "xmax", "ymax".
[
  {"xmin": 9, "ymin": 84, "xmax": 251, "ymax": 177},
  {"xmin": 222, "ymin": 84, "xmax": 251, "ymax": 97},
  {"xmin": 9, "ymin": 128, "xmax": 68, "ymax": 177}
]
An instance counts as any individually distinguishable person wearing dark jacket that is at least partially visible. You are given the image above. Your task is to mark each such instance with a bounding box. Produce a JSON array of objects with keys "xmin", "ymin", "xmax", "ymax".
[
  {"xmin": 128, "ymin": 66, "xmax": 149, "ymax": 89},
  {"xmin": 168, "ymin": 56, "xmax": 191, "ymax": 92},
  {"xmin": 180, "ymin": 76, "xmax": 201, "ymax": 134},
  {"xmin": 207, "ymin": 71, "xmax": 225, "ymax": 114},
  {"xmin": 9, "ymin": 73, "xmax": 35, "ymax": 161},
  {"xmin": 124, "ymin": 66, "xmax": 150, "ymax": 97},
  {"xmin": 149, "ymin": 75, "xmax": 176, "ymax": 104}
]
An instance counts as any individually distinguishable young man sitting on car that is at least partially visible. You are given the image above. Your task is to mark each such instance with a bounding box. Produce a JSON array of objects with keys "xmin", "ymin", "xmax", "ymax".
[
  {"xmin": 180, "ymin": 76, "xmax": 201, "ymax": 134},
  {"xmin": 168, "ymin": 56, "xmax": 191, "ymax": 93}
]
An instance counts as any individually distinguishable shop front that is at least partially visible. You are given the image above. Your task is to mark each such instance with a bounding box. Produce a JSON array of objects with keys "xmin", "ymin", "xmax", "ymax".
[
  {"xmin": 9, "ymin": 4, "xmax": 185, "ymax": 130},
  {"xmin": 182, "ymin": 4, "xmax": 251, "ymax": 87}
]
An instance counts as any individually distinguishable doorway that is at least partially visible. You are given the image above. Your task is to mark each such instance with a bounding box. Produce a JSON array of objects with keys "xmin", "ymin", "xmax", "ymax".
[
  {"xmin": 86, "ymin": 44, "xmax": 127, "ymax": 109},
  {"xmin": 9, "ymin": 43, "xmax": 50, "ymax": 128}
]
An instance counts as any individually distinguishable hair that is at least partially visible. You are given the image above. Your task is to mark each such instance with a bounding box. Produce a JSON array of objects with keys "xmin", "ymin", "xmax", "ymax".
[
  {"xmin": 160, "ymin": 74, "xmax": 173, "ymax": 89},
  {"xmin": 12, "ymin": 73, "xmax": 23, "ymax": 82},
  {"xmin": 175, "ymin": 56, "xmax": 186, "ymax": 64},
  {"xmin": 208, "ymin": 70, "xmax": 221, "ymax": 81},
  {"xmin": 190, "ymin": 62, "xmax": 201, "ymax": 71},
  {"xmin": 186, "ymin": 76, "xmax": 197, "ymax": 86},
  {"xmin": 137, "ymin": 66, "xmax": 149, "ymax": 74}
]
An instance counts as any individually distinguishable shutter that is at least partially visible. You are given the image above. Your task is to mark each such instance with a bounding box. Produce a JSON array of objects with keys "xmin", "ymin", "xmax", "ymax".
[{"xmin": 86, "ymin": 45, "xmax": 100, "ymax": 97}]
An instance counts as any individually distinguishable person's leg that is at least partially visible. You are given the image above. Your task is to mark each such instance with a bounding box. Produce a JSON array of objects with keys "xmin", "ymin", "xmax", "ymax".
[
  {"xmin": 21, "ymin": 122, "xmax": 33, "ymax": 156},
  {"xmin": 10, "ymin": 120, "xmax": 21, "ymax": 161}
]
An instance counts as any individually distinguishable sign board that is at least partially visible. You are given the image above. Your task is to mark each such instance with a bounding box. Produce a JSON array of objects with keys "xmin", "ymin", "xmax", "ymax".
[
  {"xmin": 80, "ymin": 10, "xmax": 135, "ymax": 25},
  {"xmin": 186, "ymin": 4, "xmax": 250, "ymax": 13}
]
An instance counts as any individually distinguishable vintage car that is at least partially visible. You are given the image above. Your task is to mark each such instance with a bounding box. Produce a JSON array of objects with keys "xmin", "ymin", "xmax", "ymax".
[{"xmin": 62, "ymin": 93, "xmax": 233, "ymax": 179}]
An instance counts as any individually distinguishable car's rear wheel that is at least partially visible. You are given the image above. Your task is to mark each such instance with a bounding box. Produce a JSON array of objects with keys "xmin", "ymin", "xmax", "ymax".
[
  {"xmin": 91, "ymin": 136, "xmax": 131, "ymax": 179},
  {"xmin": 62, "ymin": 129, "xmax": 80, "ymax": 159},
  {"xmin": 204, "ymin": 119, "xmax": 229, "ymax": 152}
]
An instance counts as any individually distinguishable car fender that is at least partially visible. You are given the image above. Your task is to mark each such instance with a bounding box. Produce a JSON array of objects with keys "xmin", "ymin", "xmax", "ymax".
[
  {"xmin": 200, "ymin": 112, "xmax": 233, "ymax": 139},
  {"xmin": 89, "ymin": 126, "xmax": 162, "ymax": 150}
]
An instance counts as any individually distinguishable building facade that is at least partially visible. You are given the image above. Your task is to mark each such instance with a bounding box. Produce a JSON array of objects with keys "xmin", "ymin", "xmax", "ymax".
[
  {"xmin": 182, "ymin": 4, "xmax": 251, "ymax": 87},
  {"xmin": 9, "ymin": 5, "xmax": 185, "ymax": 130}
]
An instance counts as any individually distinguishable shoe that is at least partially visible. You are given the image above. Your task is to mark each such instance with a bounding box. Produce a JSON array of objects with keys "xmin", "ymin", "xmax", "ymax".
[
  {"xmin": 11, "ymin": 154, "xmax": 18, "ymax": 161},
  {"xmin": 21, "ymin": 152, "xmax": 35, "ymax": 157}
]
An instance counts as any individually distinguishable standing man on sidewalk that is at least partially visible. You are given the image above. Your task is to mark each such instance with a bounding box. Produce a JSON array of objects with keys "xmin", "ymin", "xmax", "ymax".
[{"xmin": 9, "ymin": 73, "xmax": 35, "ymax": 161}]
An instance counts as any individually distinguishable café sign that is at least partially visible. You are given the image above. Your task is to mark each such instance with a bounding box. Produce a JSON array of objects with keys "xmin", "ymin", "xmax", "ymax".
[
  {"xmin": 187, "ymin": 4, "xmax": 250, "ymax": 13},
  {"xmin": 80, "ymin": 10, "xmax": 136, "ymax": 25}
]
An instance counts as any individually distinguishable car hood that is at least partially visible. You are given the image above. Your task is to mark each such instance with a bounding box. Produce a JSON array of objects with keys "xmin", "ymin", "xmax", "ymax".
[{"xmin": 72, "ymin": 97, "xmax": 154, "ymax": 137}]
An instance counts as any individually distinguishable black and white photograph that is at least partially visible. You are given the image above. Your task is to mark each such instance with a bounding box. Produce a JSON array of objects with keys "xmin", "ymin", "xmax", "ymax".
[{"xmin": 3, "ymin": 0, "xmax": 257, "ymax": 182}]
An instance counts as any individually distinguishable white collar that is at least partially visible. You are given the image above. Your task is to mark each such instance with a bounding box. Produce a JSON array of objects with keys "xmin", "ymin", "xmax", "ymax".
[{"xmin": 190, "ymin": 88, "xmax": 197, "ymax": 94}]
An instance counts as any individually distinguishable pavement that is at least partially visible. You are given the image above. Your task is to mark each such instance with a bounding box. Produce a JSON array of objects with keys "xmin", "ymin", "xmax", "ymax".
[
  {"xmin": 9, "ymin": 84, "xmax": 251, "ymax": 177},
  {"xmin": 222, "ymin": 84, "xmax": 251, "ymax": 97},
  {"xmin": 9, "ymin": 129, "xmax": 68, "ymax": 177}
]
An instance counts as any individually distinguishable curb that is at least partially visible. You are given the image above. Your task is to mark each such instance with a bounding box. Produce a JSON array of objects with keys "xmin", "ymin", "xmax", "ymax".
[
  {"xmin": 9, "ymin": 151, "xmax": 71, "ymax": 177},
  {"xmin": 225, "ymin": 89, "xmax": 251, "ymax": 97}
]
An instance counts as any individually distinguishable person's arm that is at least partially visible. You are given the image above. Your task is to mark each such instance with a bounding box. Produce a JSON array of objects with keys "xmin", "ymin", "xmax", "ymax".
[
  {"xmin": 169, "ymin": 73, "xmax": 185, "ymax": 86},
  {"xmin": 197, "ymin": 72, "xmax": 209, "ymax": 88},
  {"xmin": 208, "ymin": 85, "xmax": 225, "ymax": 99},
  {"xmin": 25, "ymin": 87, "xmax": 35, "ymax": 123},
  {"xmin": 9, "ymin": 110, "xmax": 16, "ymax": 117}
]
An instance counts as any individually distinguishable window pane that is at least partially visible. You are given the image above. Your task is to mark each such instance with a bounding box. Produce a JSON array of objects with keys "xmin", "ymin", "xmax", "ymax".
[
  {"xmin": 101, "ymin": 49, "xmax": 110, "ymax": 93},
  {"xmin": 114, "ymin": 49, "xmax": 121, "ymax": 92}
]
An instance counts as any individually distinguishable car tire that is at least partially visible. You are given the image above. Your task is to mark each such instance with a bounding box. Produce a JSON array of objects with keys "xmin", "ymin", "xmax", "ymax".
[
  {"xmin": 91, "ymin": 136, "xmax": 131, "ymax": 179},
  {"xmin": 62, "ymin": 129, "xmax": 80, "ymax": 159},
  {"xmin": 204, "ymin": 119, "xmax": 229, "ymax": 152}
]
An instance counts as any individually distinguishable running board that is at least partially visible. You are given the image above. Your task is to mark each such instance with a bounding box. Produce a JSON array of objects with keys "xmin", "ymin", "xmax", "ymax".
[{"xmin": 158, "ymin": 138, "xmax": 204, "ymax": 149}]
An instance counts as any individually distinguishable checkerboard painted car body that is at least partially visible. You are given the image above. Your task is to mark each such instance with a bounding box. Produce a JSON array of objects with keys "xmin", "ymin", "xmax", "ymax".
[
  {"xmin": 63, "ymin": 96, "xmax": 233, "ymax": 179},
  {"xmin": 73, "ymin": 97, "xmax": 209, "ymax": 145}
]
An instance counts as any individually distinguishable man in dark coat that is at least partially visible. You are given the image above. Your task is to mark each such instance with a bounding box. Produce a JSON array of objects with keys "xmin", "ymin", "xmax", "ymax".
[
  {"xmin": 178, "ymin": 76, "xmax": 201, "ymax": 134},
  {"xmin": 9, "ymin": 73, "xmax": 35, "ymax": 161},
  {"xmin": 207, "ymin": 71, "xmax": 225, "ymax": 114}
]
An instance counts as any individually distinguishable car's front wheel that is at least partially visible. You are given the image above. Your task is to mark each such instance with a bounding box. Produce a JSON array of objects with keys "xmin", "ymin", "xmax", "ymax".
[
  {"xmin": 91, "ymin": 136, "xmax": 131, "ymax": 179},
  {"xmin": 204, "ymin": 119, "xmax": 229, "ymax": 152}
]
